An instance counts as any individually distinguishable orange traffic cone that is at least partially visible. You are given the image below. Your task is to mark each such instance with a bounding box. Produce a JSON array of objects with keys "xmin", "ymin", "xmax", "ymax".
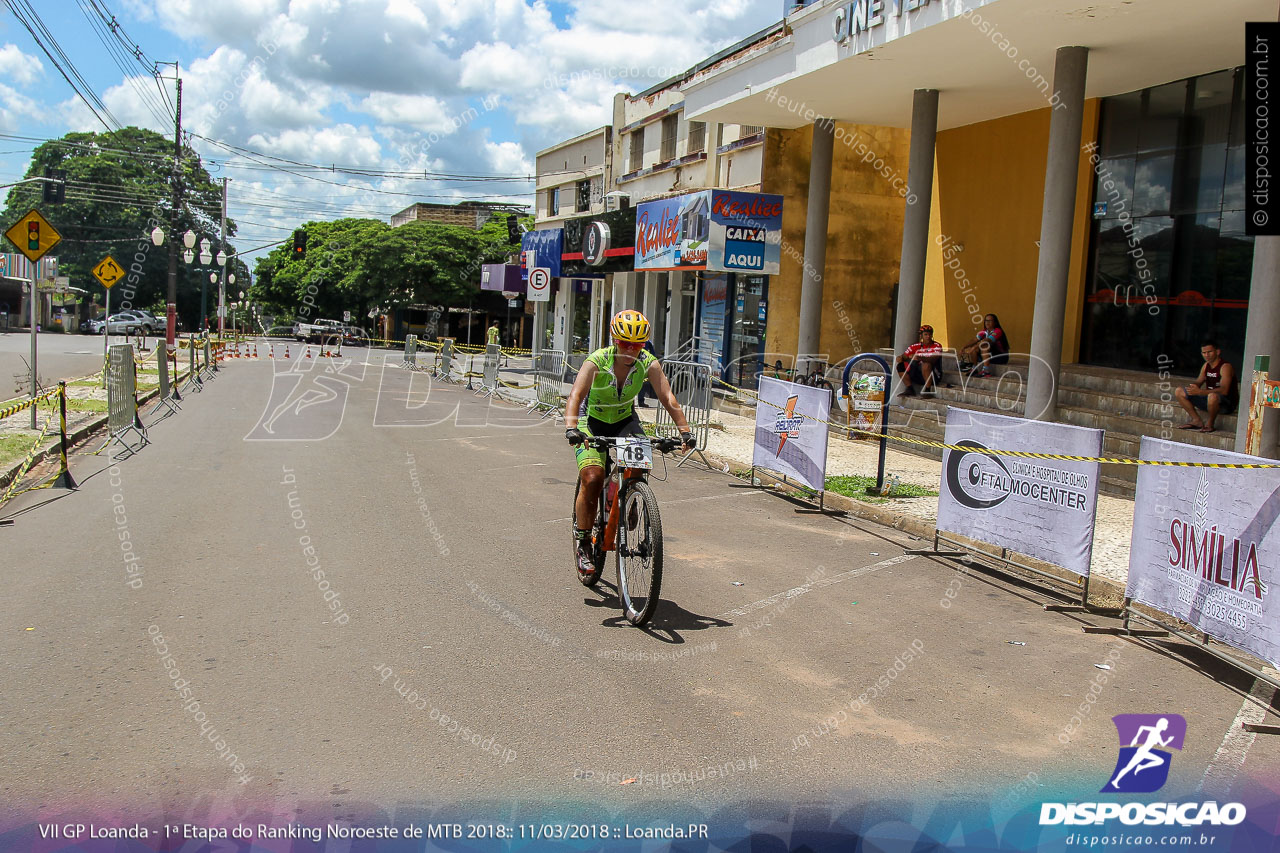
[
  {"xmin": 269, "ymin": 344, "xmax": 274, "ymax": 358},
  {"xmin": 305, "ymin": 346, "xmax": 312, "ymax": 359},
  {"xmin": 285, "ymin": 345, "xmax": 291, "ymax": 358},
  {"xmin": 252, "ymin": 343, "xmax": 258, "ymax": 358}
]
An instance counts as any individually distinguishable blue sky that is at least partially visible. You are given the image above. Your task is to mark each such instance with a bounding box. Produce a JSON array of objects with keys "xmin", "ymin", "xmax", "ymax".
[{"xmin": 0, "ymin": 0, "xmax": 779, "ymax": 261}]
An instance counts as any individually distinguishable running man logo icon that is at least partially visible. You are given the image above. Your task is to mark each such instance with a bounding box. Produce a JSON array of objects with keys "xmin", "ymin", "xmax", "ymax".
[{"xmin": 1103, "ymin": 714, "xmax": 1187, "ymax": 793}]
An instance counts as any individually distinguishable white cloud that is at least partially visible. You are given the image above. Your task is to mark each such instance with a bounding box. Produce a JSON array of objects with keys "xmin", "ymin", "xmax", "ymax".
[
  {"xmin": 247, "ymin": 124, "xmax": 383, "ymax": 168},
  {"xmin": 357, "ymin": 93, "xmax": 455, "ymax": 132},
  {"xmin": 484, "ymin": 140, "xmax": 531, "ymax": 176},
  {"xmin": 0, "ymin": 44, "xmax": 43, "ymax": 85}
]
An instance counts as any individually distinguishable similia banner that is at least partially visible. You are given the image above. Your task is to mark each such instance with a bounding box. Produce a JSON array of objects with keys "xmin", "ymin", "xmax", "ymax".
[
  {"xmin": 1127, "ymin": 437, "xmax": 1280, "ymax": 667},
  {"xmin": 752, "ymin": 375, "xmax": 830, "ymax": 491},
  {"xmin": 936, "ymin": 407, "xmax": 1101, "ymax": 578}
]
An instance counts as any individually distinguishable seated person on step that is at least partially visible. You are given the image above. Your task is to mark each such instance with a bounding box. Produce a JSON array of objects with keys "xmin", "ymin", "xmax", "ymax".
[
  {"xmin": 896, "ymin": 325, "xmax": 943, "ymax": 398},
  {"xmin": 958, "ymin": 313, "xmax": 1010, "ymax": 378},
  {"xmin": 1174, "ymin": 339, "xmax": 1237, "ymax": 434}
]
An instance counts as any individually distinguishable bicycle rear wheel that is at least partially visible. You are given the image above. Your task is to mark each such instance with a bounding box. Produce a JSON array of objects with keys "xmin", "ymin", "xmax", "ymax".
[
  {"xmin": 616, "ymin": 480, "xmax": 663, "ymax": 625},
  {"xmin": 572, "ymin": 479, "xmax": 605, "ymax": 586}
]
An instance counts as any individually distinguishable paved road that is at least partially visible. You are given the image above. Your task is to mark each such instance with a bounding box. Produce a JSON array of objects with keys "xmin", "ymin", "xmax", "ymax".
[
  {"xmin": 0, "ymin": 330, "xmax": 116, "ymax": 397},
  {"xmin": 2, "ymin": 349, "xmax": 1277, "ymax": 829}
]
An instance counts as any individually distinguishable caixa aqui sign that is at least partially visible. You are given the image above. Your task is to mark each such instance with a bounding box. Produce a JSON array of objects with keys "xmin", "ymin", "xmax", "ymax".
[{"xmin": 634, "ymin": 190, "xmax": 783, "ymax": 275}]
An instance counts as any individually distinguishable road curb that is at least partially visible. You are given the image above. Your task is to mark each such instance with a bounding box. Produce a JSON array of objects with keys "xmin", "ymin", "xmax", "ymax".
[{"xmin": 0, "ymin": 370, "xmax": 184, "ymax": 493}]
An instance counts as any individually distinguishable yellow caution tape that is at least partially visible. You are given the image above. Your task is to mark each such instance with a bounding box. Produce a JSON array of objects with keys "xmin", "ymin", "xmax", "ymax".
[
  {"xmin": 713, "ymin": 377, "xmax": 1280, "ymax": 470},
  {"xmin": 0, "ymin": 387, "xmax": 60, "ymax": 421}
]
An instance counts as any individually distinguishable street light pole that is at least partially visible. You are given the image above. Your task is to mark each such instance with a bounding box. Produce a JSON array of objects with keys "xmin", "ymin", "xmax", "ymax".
[
  {"xmin": 218, "ymin": 176, "xmax": 228, "ymax": 337},
  {"xmin": 166, "ymin": 73, "xmax": 183, "ymax": 349}
]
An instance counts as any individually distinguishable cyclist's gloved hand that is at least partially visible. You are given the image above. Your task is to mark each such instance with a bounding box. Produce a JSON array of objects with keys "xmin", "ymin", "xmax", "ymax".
[
  {"xmin": 566, "ymin": 427, "xmax": 587, "ymax": 446},
  {"xmin": 680, "ymin": 430, "xmax": 696, "ymax": 449}
]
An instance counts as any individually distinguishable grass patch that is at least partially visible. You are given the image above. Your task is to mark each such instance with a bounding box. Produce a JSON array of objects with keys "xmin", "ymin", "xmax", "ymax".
[
  {"xmin": 0, "ymin": 432, "xmax": 46, "ymax": 468},
  {"xmin": 824, "ymin": 474, "xmax": 938, "ymax": 501},
  {"xmin": 65, "ymin": 398, "xmax": 108, "ymax": 413}
]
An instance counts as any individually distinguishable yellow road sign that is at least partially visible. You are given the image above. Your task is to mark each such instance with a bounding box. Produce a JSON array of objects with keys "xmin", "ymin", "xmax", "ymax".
[
  {"xmin": 4, "ymin": 208, "xmax": 61, "ymax": 263},
  {"xmin": 93, "ymin": 255, "xmax": 125, "ymax": 289}
]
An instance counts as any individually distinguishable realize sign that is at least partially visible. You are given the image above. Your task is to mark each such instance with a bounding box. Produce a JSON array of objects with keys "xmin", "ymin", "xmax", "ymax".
[
  {"xmin": 92, "ymin": 255, "xmax": 124, "ymax": 289},
  {"xmin": 5, "ymin": 208, "xmax": 61, "ymax": 263},
  {"xmin": 527, "ymin": 266, "xmax": 551, "ymax": 302}
]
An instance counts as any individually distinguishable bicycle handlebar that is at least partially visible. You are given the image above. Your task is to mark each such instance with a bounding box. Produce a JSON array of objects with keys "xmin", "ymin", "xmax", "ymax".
[{"xmin": 582, "ymin": 435, "xmax": 681, "ymax": 453}]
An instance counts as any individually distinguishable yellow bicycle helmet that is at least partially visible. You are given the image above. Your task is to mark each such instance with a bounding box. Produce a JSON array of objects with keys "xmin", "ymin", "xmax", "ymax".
[{"xmin": 610, "ymin": 309, "xmax": 650, "ymax": 343}]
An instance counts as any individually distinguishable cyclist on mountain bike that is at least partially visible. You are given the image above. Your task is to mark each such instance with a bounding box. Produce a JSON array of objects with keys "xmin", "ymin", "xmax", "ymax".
[{"xmin": 565, "ymin": 309, "xmax": 696, "ymax": 576}]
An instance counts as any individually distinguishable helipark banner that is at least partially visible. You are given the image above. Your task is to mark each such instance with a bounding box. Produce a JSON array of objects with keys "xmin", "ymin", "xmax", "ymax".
[
  {"xmin": 1127, "ymin": 437, "xmax": 1279, "ymax": 667},
  {"xmin": 752, "ymin": 376, "xmax": 830, "ymax": 492},
  {"xmin": 634, "ymin": 190, "xmax": 783, "ymax": 274},
  {"xmin": 936, "ymin": 408, "xmax": 1102, "ymax": 578}
]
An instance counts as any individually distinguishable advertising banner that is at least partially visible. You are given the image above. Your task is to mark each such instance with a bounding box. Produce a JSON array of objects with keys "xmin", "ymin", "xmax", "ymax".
[
  {"xmin": 519, "ymin": 228, "xmax": 563, "ymax": 279},
  {"xmin": 706, "ymin": 190, "xmax": 783, "ymax": 275},
  {"xmin": 635, "ymin": 190, "xmax": 783, "ymax": 274},
  {"xmin": 936, "ymin": 407, "xmax": 1101, "ymax": 577},
  {"xmin": 1127, "ymin": 437, "xmax": 1279, "ymax": 666},
  {"xmin": 752, "ymin": 375, "xmax": 830, "ymax": 492}
]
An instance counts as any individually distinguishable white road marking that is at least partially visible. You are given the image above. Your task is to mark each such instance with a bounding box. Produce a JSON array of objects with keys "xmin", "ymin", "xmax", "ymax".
[
  {"xmin": 1198, "ymin": 667, "xmax": 1278, "ymax": 798},
  {"xmin": 716, "ymin": 553, "xmax": 917, "ymax": 620},
  {"xmin": 480, "ymin": 462, "xmax": 549, "ymax": 472}
]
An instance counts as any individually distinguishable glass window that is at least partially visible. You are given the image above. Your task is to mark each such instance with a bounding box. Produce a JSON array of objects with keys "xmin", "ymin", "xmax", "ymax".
[
  {"xmin": 660, "ymin": 115, "xmax": 678, "ymax": 162},
  {"xmin": 1133, "ymin": 153, "xmax": 1175, "ymax": 216},
  {"xmin": 687, "ymin": 121, "xmax": 706, "ymax": 154},
  {"xmin": 1171, "ymin": 212, "xmax": 1220, "ymax": 298},
  {"xmin": 576, "ymin": 179, "xmax": 590, "ymax": 213},
  {"xmin": 1094, "ymin": 158, "xmax": 1135, "ymax": 219},
  {"xmin": 1172, "ymin": 144, "xmax": 1227, "ymax": 215},
  {"xmin": 548, "ymin": 187, "xmax": 559, "ymax": 216},
  {"xmin": 1223, "ymin": 145, "xmax": 1247, "ymax": 211},
  {"xmin": 1138, "ymin": 80, "xmax": 1187, "ymax": 153},
  {"xmin": 1188, "ymin": 70, "xmax": 1234, "ymax": 148},
  {"xmin": 629, "ymin": 129, "xmax": 644, "ymax": 173},
  {"xmin": 1098, "ymin": 91, "xmax": 1141, "ymax": 156},
  {"xmin": 1217, "ymin": 210, "xmax": 1255, "ymax": 302}
]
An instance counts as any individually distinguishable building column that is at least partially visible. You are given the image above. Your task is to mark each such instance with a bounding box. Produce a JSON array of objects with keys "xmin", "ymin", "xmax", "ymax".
[
  {"xmin": 1026, "ymin": 47, "xmax": 1089, "ymax": 422},
  {"xmin": 642, "ymin": 272, "xmax": 663, "ymax": 351},
  {"xmin": 553, "ymin": 282, "xmax": 575, "ymax": 352},
  {"xmin": 589, "ymin": 279, "xmax": 606, "ymax": 350},
  {"xmin": 665, "ymin": 273, "xmax": 688, "ymax": 358},
  {"xmin": 797, "ymin": 119, "xmax": 835, "ymax": 370},
  {"xmin": 892, "ymin": 89, "xmax": 940, "ymax": 362},
  {"xmin": 1236, "ymin": 236, "xmax": 1280, "ymax": 455}
]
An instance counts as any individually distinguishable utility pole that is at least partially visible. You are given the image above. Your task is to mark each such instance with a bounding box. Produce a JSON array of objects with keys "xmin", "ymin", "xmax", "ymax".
[
  {"xmin": 166, "ymin": 73, "xmax": 182, "ymax": 348},
  {"xmin": 218, "ymin": 177, "xmax": 228, "ymax": 337}
]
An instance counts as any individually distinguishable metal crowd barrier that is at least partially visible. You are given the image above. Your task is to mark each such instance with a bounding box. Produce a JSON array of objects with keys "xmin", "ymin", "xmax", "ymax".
[
  {"xmin": 153, "ymin": 341, "xmax": 180, "ymax": 417},
  {"xmin": 653, "ymin": 358, "xmax": 712, "ymax": 467},
  {"xmin": 437, "ymin": 338, "xmax": 454, "ymax": 381},
  {"xmin": 480, "ymin": 343, "xmax": 500, "ymax": 395},
  {"xmin": 404, "ymin": 334, "xmax": 418, "ymax": 368},
  {"xmin": 102, "ymin": 343, "xmax": 148, "ymax": 456},
  {"xmin": 531, "ymin": 349, "xmax": 566, "ymax": 418}
]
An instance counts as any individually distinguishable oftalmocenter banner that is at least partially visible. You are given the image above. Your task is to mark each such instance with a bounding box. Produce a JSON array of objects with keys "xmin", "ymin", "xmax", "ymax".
[{"xmin": 936, "ymin": 407, "xmax": 1101, "ymax": 578}]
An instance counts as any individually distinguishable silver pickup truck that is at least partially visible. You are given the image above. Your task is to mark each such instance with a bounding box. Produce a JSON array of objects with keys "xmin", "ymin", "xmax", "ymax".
[{"xmin": 294, "ymin": 318, "xmax": 345, "ymax": 343}]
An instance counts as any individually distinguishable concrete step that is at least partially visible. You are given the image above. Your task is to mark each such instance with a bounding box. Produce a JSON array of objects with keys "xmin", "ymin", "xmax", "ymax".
[{"xmin": 1057, "ymin": 386, "xmax": 1239, "ymax": 429}]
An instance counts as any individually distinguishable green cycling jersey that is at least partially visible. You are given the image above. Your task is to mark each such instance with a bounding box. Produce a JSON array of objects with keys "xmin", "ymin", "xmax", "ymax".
[{"xmin": 582, "ymin": 345, "xmax": 656, "ymax": 423}]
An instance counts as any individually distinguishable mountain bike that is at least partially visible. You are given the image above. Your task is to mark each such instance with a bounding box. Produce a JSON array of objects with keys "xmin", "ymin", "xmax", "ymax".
[{"xmin": 572, "ymin": 435, "xmax": 680, "ymax": 626}]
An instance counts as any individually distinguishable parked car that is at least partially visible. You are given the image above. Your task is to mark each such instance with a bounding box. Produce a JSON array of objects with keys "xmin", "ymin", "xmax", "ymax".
[
  {"xmin": 86, "ymin": 313, "xmax": 145, "ymax": 335},
  {"xmin": 295, "ymin": 318, "xmax": 345, "ymax": 343},
  {"xmin": 131, "ymin": 309, "xmax": 161, "ymax": 334}
]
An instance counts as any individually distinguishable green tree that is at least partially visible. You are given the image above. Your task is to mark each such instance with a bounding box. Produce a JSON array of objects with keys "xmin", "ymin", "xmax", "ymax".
[
  {"xmin": 251, "ymin": 212, "xmax": 527, "ymax": 326},
  {"xmin": 1, "ymin": 127, "xmax": 238, "ymax": 328}
]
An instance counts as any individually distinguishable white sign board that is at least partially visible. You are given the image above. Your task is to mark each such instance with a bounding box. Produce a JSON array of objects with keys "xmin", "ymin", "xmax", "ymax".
[
  {"xmin": 752, "ymin": 376, "xmax": 831, "ymax": 492},
  {"xmin": 1128, "ymin": 437, "xmax": 1279, "ymax": 667},
  {"xmin": 936, "ymin": 407, "xmax": 1102, "ymax": 578},
  {"xmin": 527, "ymin": 267, "xmax": 551, "ymax": 302}
]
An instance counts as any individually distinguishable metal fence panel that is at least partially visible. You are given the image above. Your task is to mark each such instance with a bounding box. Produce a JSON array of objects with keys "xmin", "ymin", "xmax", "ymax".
[
  {"xmin": 106, "ymin": 344, "xmax": 137, "ymax": 436},
  {"xmin": 156, "ymin": 341, "xmax": 170, "ymax": 399},
  {"xmin": 439, "ymin": 338, "xmax": 453, "ymax": 379},
  {"xmin": 482, "ymin": 343, "xmax": 500, "ymax": 391},
  {"xmin": 404, "ymin": 334, "xmax": 418, "ymax": 368},
  {"xmin": 653, "ymin": 359, "xmax": 712, "ymax": 451},
  {"xmin": 533, "ymin": 349, "xmax": 566, "ymax": 413}
]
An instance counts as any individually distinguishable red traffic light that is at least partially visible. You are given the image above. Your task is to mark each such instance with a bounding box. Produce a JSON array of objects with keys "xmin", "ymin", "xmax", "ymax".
[{"xmin": 27, "ymin": 220, "xmax": 39, "ymax": 251}]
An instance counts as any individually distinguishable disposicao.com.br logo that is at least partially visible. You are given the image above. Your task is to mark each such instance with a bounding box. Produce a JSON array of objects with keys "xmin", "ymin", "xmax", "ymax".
[{"xmin": 1039, "ymin": 714, "xmax": 1246, "ymax": 828}]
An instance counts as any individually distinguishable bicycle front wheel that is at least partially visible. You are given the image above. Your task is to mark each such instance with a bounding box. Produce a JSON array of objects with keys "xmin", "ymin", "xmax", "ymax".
[{"xmin": 616, "ymin": 480, "xmax": 663, "ymax": 626}]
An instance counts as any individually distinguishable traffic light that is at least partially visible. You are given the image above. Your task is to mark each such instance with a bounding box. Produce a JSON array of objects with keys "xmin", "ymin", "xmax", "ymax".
[
  {"xmin": 43, "ymin": 168, "xmax": 65, "ymax": 204},
  {"xmin": 293, "ymin": 229, "xmax": 307, "ymax": 260},
  {"xmin": 27, "ymin": 219, "xmax": 39, "ymax": 252},
  {"xmin": 506, "ymin": 214, "xmax": 520, "ymax": 244}
]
